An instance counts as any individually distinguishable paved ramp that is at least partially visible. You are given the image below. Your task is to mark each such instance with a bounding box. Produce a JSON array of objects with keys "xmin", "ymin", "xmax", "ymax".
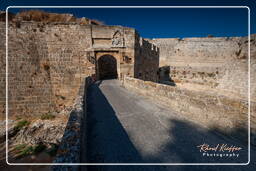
[{"xmin": 83, "ymin": 79, "xmax": 254, "ymax": 171}]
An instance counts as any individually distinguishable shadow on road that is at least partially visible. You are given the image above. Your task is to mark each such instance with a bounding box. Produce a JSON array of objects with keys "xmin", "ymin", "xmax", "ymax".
[
  {"xmin": 86, "ymin": 82, "xmax": 143, "ymax": 163},
  {"xmin": 85, "ymin": 82, "xmax": 167, "ymax": 170},
  {"xmin": 145, "ymin": 119, "xmax": 248, "ymax": 164}
]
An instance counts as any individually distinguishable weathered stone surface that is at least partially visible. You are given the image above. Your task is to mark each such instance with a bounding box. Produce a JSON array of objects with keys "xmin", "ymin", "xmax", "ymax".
[
  {"xmin": 11, "ymin": 119, "xmax": 66, "ymax": 145},
  {"xmin": 0, "ymin": 120, "xmax": 15, "ymax": 143}
]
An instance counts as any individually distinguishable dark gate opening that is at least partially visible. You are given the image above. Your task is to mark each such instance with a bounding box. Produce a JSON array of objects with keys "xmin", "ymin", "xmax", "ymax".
[{"xmin": 98, "ymin": 55, "xmax": 118, "ymax": 80}]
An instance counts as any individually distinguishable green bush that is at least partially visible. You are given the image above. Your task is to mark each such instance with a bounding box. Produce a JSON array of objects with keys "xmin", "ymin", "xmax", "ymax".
[
  {"xmin": 46, "ymin": 144, "xmax": 59, "ymax": 156},
  {"xmin": 40, "ymin": 113, "xmax": 56, "ymax": 120},
  {"xmin": 15, "ymin": 143, "xmax": 47, "ymax": 158},
  {"xmin": 14, "ymin": 120, "xmax": 30, "ymax": 132},
  {"xmin": 18, "ymin": 146, "xmax": 34, "ymax": 157},
  {"xmin": 14, "ymin": 144, "xmax": 27, "ymax": 151}
]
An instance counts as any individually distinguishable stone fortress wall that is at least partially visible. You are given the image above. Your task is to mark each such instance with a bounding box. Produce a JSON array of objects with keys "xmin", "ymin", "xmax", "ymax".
[
  {"xmin": 2, "ymin": 22, "xmax": 95, "ymax": 118},
  {"xmin": 0, "ymin": 18, "xmax": 159, "ymax": 118},
  {"xmin": 0, "ymin": 11, "xmax": 255, "ymax": 144},
  {"xmin": 150, "ymin": 36, "xmax": 256, "ymax": 100}
]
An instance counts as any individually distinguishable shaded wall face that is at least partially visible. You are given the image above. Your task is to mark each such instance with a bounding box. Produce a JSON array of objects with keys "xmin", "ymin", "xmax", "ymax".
[
  {"xmin": 151, "ymin": 36, "xmax": 253, "ymax": 99},
  {"xmin": 98, "ymin": 55, "xmax": 118, "ymax": 80},
  {"xmin": 158, "ymin": 66, "xmax": 170, "ymax": 82},
  {"xmin": 134, "ymin": 34, "xmax": 159, "ymax": 82}
]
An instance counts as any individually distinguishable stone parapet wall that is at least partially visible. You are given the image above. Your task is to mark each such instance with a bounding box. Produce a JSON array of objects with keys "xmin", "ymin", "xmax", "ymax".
[
  {"xmin": 52, "ymin": 77, "xmax": 92, "ymax": 170},
  {"xmin": 123, "ymin": 76, "xmax": 256, "ymax": 145}
]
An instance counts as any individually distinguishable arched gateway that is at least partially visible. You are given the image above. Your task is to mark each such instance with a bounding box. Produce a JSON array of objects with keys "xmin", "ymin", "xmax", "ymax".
[{"xmin": 98, "ymin": 55, "xmax": 118, "ymax": 80}]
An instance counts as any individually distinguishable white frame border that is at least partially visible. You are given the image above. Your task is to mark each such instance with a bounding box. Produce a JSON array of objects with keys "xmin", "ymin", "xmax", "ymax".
[{"xmin": 5, "ymin": 6, "xmax": 251, "ymax": 166}]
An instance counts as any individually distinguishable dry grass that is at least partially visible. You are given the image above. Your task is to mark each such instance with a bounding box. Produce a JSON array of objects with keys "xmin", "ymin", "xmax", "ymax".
[
  {"xmin": 16, "ymin": 10, "xmax": 76, "ymax": 23},
  {"xmin": 40, "ymin": 113, "xmax": 55, "ymax": 120},
  {"xmin": 16, "ymin": 10, "xmax": 49, "ymax": 22},
  {"xmin": 13, "ymin": 10, "xmax": 103, "ymax": 25},
  {"xmin": 90, "ymin": 19, "xmax": 104, "ymax": 25}
]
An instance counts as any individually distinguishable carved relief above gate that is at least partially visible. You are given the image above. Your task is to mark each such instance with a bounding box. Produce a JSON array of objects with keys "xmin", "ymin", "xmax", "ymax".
[{"xmin": 112, "ymin": 30, "xmax": 124, "ymax": 47}]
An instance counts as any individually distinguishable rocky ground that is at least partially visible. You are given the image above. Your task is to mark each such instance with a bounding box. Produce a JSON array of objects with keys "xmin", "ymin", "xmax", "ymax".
[{"xmin": 0, "ymin": 108, "xmax": 71, "ymax": 170}]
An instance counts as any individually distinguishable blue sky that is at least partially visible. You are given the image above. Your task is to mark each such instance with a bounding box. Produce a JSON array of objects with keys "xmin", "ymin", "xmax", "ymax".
[{"xmin": 1, "ymin": 0, "xmax": 255, "ymax": 38}]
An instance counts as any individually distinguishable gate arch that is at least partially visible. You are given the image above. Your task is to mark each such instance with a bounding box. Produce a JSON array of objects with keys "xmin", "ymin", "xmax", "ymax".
[{"xmin": 98, "ymin": 55, "xmax": 118, "ymax": 80}]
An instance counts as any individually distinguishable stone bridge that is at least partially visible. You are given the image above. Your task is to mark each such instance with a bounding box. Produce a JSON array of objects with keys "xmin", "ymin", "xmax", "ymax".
[{"xmin": 76, "ymin": 79, "xmax": 253, "ymax": 171}]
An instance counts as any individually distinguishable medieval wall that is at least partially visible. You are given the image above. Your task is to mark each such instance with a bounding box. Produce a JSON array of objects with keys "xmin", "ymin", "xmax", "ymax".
[
  {"xmin": 150, "ymin": 36, "xmax": 255, "ymax": 101},
  {"xmin": 0, "ymin": 20, "xmax": 140, "ymax": 118},
  {"xmin": 1, "ymin": 21, "xmax": 95, "ymax": 118},
  {"xmin": 134, "ymin": 34, "xmax": 159, "ymax": 82}
]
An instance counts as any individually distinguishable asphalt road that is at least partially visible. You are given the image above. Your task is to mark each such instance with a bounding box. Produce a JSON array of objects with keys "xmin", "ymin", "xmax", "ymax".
[{"xmin": 83, "ymin": 79, "xmax": 255, "ymax": 171}]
